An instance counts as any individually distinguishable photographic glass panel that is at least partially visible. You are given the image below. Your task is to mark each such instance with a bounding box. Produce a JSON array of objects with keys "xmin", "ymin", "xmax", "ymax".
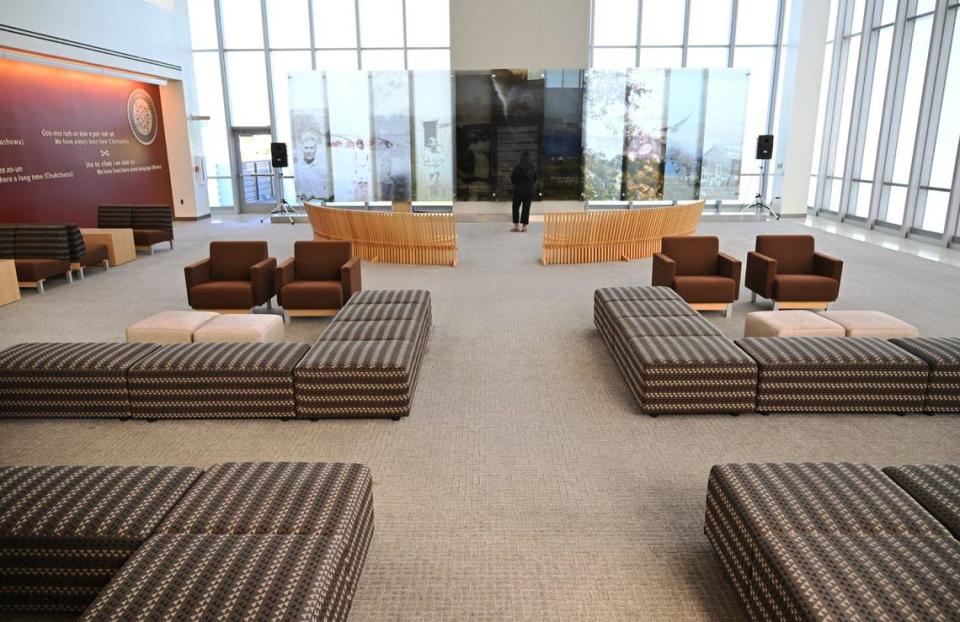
[
  {"xmin": 326, "ymin": 71, "xmax": 373, "ymax": 201},
  {"xmin": 583, "ymin": 69, "xmax": 628, "ymax": 200},
  {"xmin": 370, "ymin": 71, "xmax": 412, "ymax": 200},
  {"xmin": 412, "ymin": 71, "xmax": 454, "ymax": 200},
  {"xmin": 699, "ymin": 69, "xmax": 748, "ymax": 199},
  {"xmin": 542, "ymin": 69, "xmax": 584, "ymax": 199},
  {"xmin": 663, "ymin": 69, "xmax": 706, "ymax": 200},
  {"xmin": 623, "ymin": 69, "xmax": 666, "ymax": 200},
  {"xmin": 289, "ymin": 71, "xmax": 331, "ymax": 202}
]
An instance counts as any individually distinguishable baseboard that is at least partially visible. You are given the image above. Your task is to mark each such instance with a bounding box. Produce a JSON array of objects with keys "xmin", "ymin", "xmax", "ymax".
[{"xmin": 174, "ymin": 213, "xmax": 212, "ymax": 221}]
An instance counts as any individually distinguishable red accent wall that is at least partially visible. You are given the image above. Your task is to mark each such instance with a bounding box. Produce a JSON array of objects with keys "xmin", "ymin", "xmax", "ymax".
[{"xmin": 0, "ymin": 57, "xmax": 173, "ymax": 227}]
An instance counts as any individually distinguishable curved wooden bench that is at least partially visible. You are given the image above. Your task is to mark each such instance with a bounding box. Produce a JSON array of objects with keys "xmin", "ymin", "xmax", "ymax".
[
  {"xmin": 541, "ymin": 201, "xmax": 704, "ymax": 265},
  {"xmin": 305, "ymin": 203, "xmax": 457, "ymax": 267}
]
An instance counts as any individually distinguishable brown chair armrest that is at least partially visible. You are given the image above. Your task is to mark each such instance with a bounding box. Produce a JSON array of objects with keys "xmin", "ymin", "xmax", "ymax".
[
  {"xmin": 651, "ymin": 253, "xmax": 675, "ymax": 287},
  {"xmin": 814, "ymin": 251, "xmax": 843, "ymax": 282},
  {"xmin": 745, "ymin": 251, "xmax": 777, "ymax": 298},
  {"xmin": 718, "ymin": 252, "xmax": 743, "ymax": 293},
  {"xmin": 276, "ymin": 257, "xmax": 295, "ymax": 290},
  {"xmin": 250, "ymin": 257, "xmax": 277, "ymax": 305},
  {"xmin": 184, "ymin": 258, "xmax": 211, "ymax": 308},
  {"xmin": 342, "ymin": 256, "xmax": 362, "ymax": 302}
]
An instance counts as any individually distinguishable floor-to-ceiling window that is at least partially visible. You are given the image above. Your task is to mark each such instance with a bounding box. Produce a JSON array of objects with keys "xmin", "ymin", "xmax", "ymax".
[
  {"xmin": 589, "ymin": 0, "xmax": 788, "ymax": 210},
  {"xmin": 187, "ymin": 0, "xmax": 451, "ymax": 210},
  {"xmin": 811, "ymin": 0, "xmax": 960, "ymax": 247}
]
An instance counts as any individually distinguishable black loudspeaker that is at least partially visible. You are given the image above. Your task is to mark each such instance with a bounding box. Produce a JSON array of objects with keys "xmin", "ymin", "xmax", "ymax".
[
  {"xmin": 756, "ymin": 134, "xmax": 774, "ymax": 160},
  {"xmin": 271, "ymin": 142, "xmax": 288, "ymax": 168}
]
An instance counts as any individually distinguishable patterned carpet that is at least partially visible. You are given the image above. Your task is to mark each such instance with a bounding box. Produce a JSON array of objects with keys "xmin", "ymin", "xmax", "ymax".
[{"xmin": 1, "ymin": 215, "xmax": 959, "ymax": 621}]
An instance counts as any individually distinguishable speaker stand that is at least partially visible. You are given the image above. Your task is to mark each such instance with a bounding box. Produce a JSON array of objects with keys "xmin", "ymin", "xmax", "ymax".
[
  {"xmin": 740, "ymin": 165, "xmax": 780, "ymax": 220},
  {"xmin": 260, "ymin": 169, "xmax": 298, "ymax": 225}
]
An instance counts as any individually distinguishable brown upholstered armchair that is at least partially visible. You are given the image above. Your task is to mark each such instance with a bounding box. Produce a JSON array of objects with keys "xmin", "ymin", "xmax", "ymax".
[
  {"xmin": 276, "ymin": 241, "xmax": 360, "ymax": 318},
  {"xmin": 745, "ymin": 235, "xmax": 842, "ymax": 310},
  {"xmin": 184, "ymin": 241, "xmax": 276, "ymax": 312},
  {"xmin": 652, "ymin": 236, "xmax": 741, "ymax": 316}
]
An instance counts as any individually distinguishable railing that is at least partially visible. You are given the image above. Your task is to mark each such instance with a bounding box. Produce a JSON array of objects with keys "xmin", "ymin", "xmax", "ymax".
[
  {"xmin": 541, "ymin": 201, "xmax": 704, "ymax": 265},
  {"xmin": 304, "ymin": 202, "xmax": 458, "ymax": 267}
]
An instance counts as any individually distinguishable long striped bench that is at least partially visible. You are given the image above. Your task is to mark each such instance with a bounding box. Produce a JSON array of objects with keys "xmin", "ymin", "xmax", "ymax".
[
  {"xmin": 595, "ymin": 286, "xmax": 958, "ymax": 416},
  {"xmin": 705, "ymin": 462, "xmax": 960, "ymax": 621},
  {"xmin": 0, "ymin": 289, "xmax": 432, "ymax": 420},
  {"xmin": 1, "ymin": 462, "xmax": 373, "ymax": 621}
]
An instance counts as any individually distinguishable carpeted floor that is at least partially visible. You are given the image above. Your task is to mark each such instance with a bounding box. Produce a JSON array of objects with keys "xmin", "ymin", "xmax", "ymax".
[{"xmin": 1, "ymin": 216, "xmax": 959, "ymax": 621}]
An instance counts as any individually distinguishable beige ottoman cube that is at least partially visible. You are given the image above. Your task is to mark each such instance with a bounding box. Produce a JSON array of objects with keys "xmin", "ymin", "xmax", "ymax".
[
  {"xmin": 192, "ymin": 314, "xmax": 285, "ymax": 343},
  {"xmin": 818, "ymin": 310, "xmax": 919, "ymax": 338},
  {"xmin": 744, "ymin": 310, "xmax": 845, "ymax": 337},
  {"xmin": 126, "ymin": 311, "xmax": 219, "ymax": 344}
]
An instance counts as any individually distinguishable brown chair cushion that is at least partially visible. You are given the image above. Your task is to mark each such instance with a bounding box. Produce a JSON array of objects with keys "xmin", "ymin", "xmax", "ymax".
[
  {"xmin": 661, "ymin": 236, "xmax": 719, "ymax": 276},
  {"xmin": 189, "ymin": 281, "xmax": 255, "ymax": 309},
  {"xmin": 672, "ymin": 275, "xmax": 736, "ymax": 303},
  {"xmin": 773, "ymin": 274, "xmax": 839, "ymax": 301},
  {"xmin": 78, "ymin": 243, "xmax": 108, "ymax": 266},
  {"xmin": 209, "ymin": 241, "xmax": 268, "ymax": 281},
  {"xmin": 14, "ymin": 259, "xmax": 70, "ymax": 281},
  {"xmin": 280, "ymin": 281, "xmax": 344, "ymax": 310},
  {"xmin": 294, "ymin": 241, "xmax": 351, "ymax": 282},
  {"xmin": 132, "ymin": 229, "xmax": 172, "ymax": 246},
  {"xmin": 756, "ymin": 235, "xmax": 815, "ymax": 274}
]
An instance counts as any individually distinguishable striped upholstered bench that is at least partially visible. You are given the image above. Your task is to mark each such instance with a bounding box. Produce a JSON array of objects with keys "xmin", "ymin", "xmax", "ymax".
[
  {"xmin": 97, "ymin": 205, "xmax": 174, "ymax": 253},
  {"xmin": 0, "ymin": 342, "xmax": 159, "ymax": 418},
  {"xmin": 890, "ymin": 337, "xmax": 960, "ymax": 414},
  {"xmin": 705, "ymin": 463, "xmax": 960, "ymax": 621},
  {"xmin": 594, "ymin": 286, "xmax": 757, "ymax": 415},
  {"xmin": 295, "ymin": 289, "xmax": 432, "ymax": 419},
  {"xmin": 80, "ymin": 462, "xmax": 373, "ymax": 622},
  {"xmin": 0, "ymin": 465, "xmax": 202, "ymax": 612},
  {"xmin": 884, "ymin": 464, "xmax": 960, "ymax": 539},
  {"xmin": 736, "ymin": 336, "xmax": 929, "ymax": 414},
  {"xmin": 127, "ymin": 342, "xmax": 309, "ymax": 419}
]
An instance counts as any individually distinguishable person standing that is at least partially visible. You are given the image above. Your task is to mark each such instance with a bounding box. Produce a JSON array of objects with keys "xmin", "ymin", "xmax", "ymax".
[{"xmin": 510, "ymin": 151, "xmax": 537, "ymax": 232}]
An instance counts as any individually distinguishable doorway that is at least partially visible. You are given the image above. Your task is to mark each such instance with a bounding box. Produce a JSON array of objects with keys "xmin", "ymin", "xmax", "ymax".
[{"xmin": 233, "ymin": 129, "xmax": 276, "ymax": 212}]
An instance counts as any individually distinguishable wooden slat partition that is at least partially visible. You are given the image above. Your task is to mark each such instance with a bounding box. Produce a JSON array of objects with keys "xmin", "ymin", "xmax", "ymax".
[
  {"xmin": 305, "ymin": 202, "xmax": 458, "ymax": 267},
  {"xmin": 541, "ymin": 201, "xmax": 705, "ymax": 265}
]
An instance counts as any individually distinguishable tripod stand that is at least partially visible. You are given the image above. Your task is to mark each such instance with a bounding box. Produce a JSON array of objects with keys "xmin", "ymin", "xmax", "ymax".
[
  {"xmin": 261, "ymin": 168, "xmax": 298, "ymax": 225},
  {"xmin": 741, "ymin": 168, "xmax": 780, "ymax": 220}
]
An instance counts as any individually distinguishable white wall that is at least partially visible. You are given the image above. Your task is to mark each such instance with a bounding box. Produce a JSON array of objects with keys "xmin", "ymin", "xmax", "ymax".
[
  {"xmin": 451, "ymin": 0, "xmax": 589, "ymax": 70},
  {"xmin": 0, "ymin": 0, "xmax": 209, "ymax": 218},
  {"xmin": 772, "ymin": 0, "xmax": 831, "ymax": 217}
]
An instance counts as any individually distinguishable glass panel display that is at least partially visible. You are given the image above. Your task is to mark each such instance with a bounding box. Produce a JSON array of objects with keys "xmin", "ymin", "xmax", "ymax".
[
  {"xmin": 542, "ymin": 70, "xmax": 584, "ymax": 199},
  {"xmin": 289, "ymin": 71, "xmax": 331, "ymax": 202},
  {"xmin": 663, "ymin": 69, "xmax": 706, "ymax": 200},
  {"xmin": 623, "ymin": 69, "xmax": 666, "ymax": 200},
  {"xmin": 271, "ymin": 51, "xmax": 313, "ymax": 148},
  {"xmin": 699, "ymin": 69, "xmax": 748, "ymax": 199},
  {"xmin": 583, "ymin": 69, "xmax": 628, "ymax": 200},
  {"xmin": 326, "ymin": 71, "xmax": 373, "ymax": 201},
  {"xmin": 455, "ymin": 71, "xmax": 496, "ymax": 200},
  {"xmin": 411, "ymin": 70, "xmax": 453, "ymax": 200},
  {"xmin": 286, "ymin": 67, "xmax": 749, "ymax": 203},
  {"xmin": 370, "ymin": 71, "xmax": 412, "ymax": 200}
]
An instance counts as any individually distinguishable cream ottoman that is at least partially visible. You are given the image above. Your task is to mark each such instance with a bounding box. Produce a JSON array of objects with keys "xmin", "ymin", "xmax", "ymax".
[
  {"xmin": 744, "ymin": 310, "xmax": 846, "ymax": 337},
  {"xmin": 192, "ymin": 314, "xmax": 285, "ymax": 343},
  {"xmin": 126, "ymin": 311, "xmax": 219, "ymax": 344},
  {"xmin": 818, "ymin": 310, "xmax": 919, "ymax": 338}
]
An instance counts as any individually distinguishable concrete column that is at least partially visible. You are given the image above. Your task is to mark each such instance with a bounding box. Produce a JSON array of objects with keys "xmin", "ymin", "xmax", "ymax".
[{"xmin": 772, "ymin": 0, "xmax": 832, "ymax": 217}]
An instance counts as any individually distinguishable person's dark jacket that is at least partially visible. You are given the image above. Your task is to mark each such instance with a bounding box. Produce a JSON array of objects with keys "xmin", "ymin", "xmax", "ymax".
[{"xmin": 511, "ymin": 163, "xmax": 537, "ymax": 197}]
